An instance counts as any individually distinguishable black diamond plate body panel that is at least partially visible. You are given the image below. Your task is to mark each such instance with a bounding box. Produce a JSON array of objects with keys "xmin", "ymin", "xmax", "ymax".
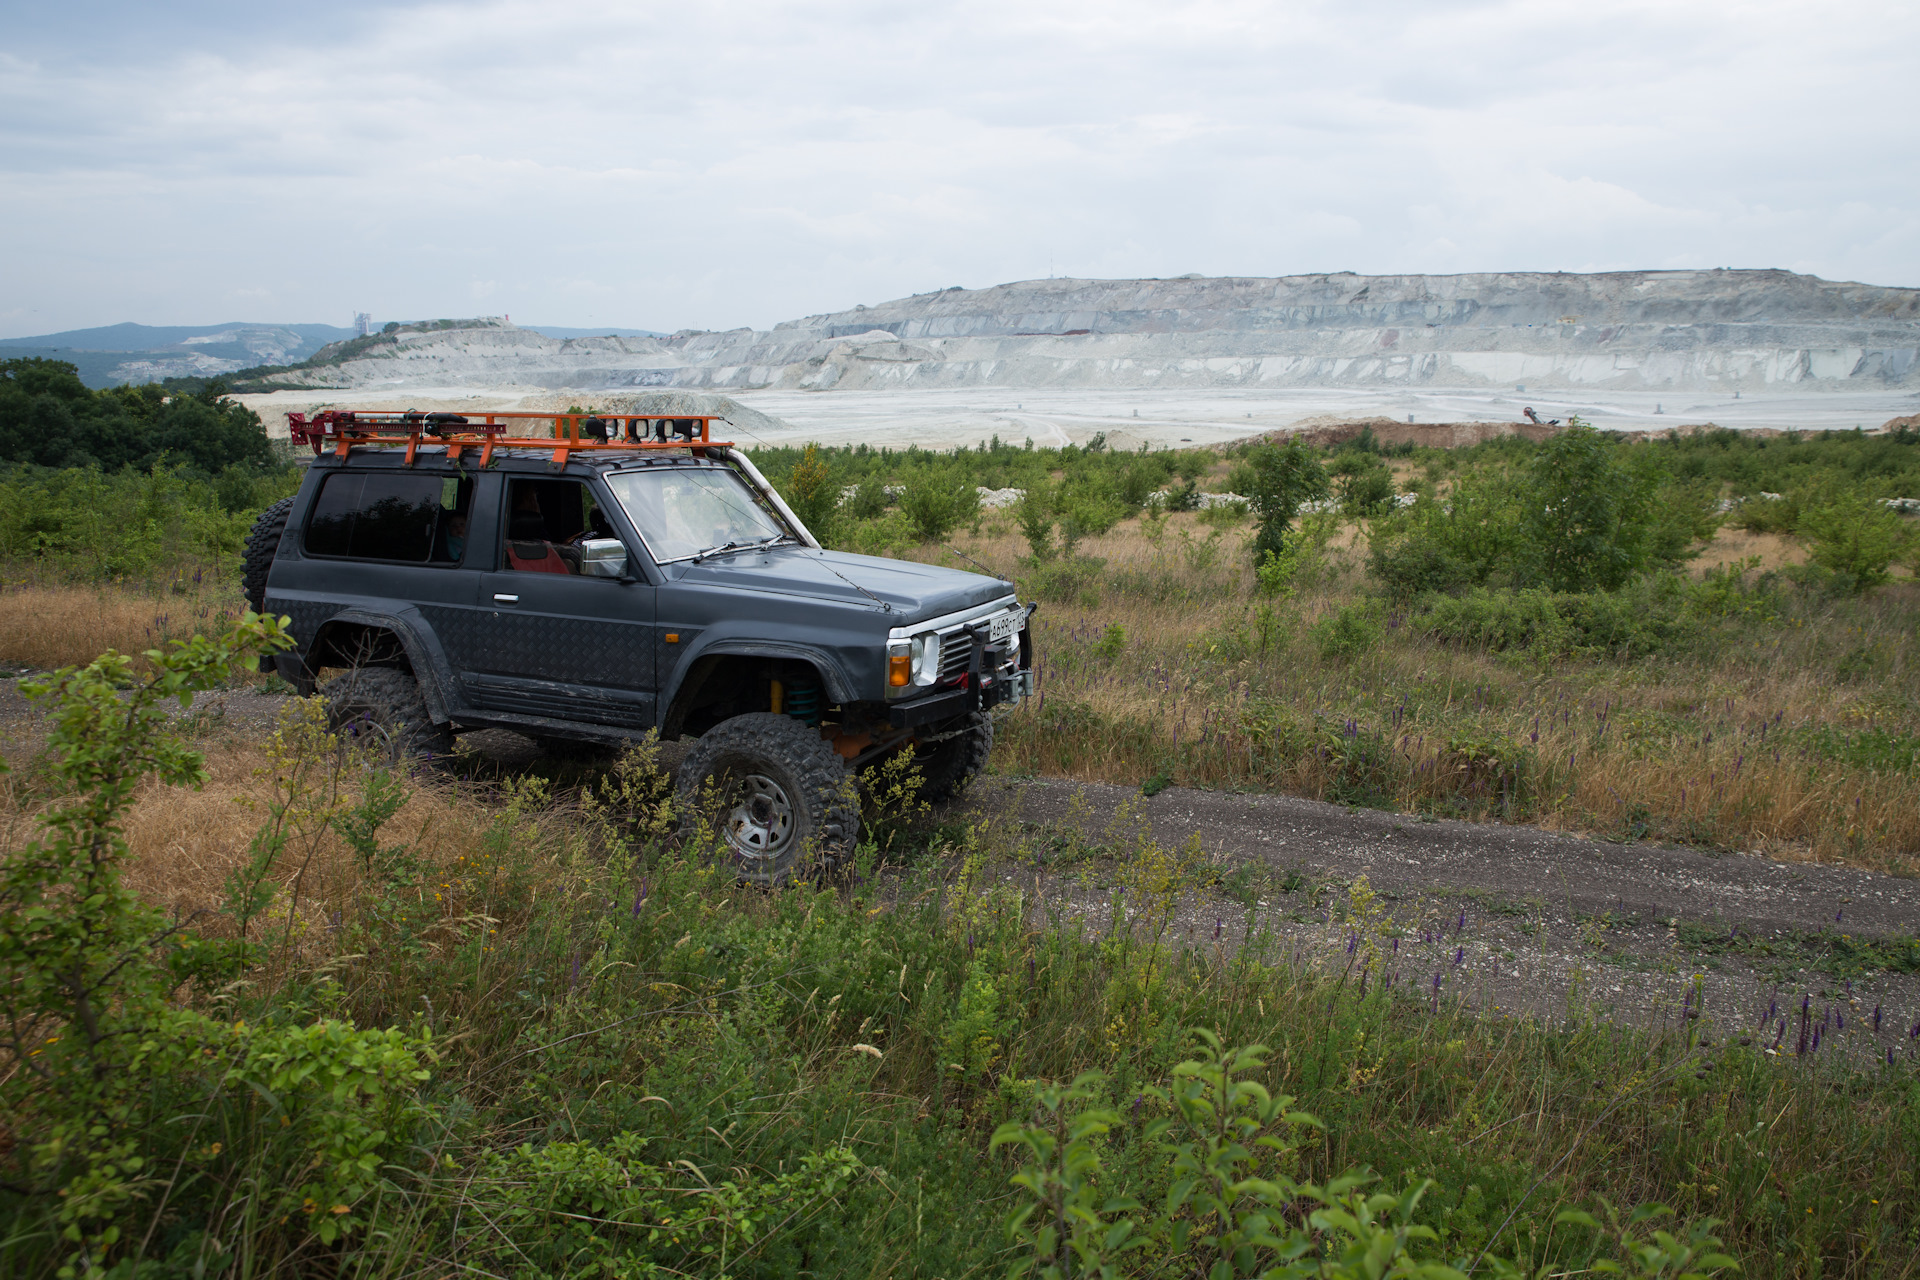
[
  {"xmin": 267, "ymin": 595, "xmax": 347, "ymax": 649},
  {"xmin": 466, "ymin": 612, "xmax": 648, "ymax": 688}
]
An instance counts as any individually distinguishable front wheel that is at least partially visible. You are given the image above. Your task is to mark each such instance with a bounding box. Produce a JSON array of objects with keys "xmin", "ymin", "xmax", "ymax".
[{"xmin": 676, "ymin": 713, "xmax": 857, "ymax": 885}]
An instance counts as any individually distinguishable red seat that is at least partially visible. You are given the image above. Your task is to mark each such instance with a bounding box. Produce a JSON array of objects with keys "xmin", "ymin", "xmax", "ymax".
[{"xmin": 506, "ymin": 540, "xmax": 570, "ymax": 574}]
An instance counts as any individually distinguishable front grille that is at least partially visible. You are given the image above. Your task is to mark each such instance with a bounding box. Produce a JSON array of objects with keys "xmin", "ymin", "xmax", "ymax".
[
  {"xmin": 937, "ymin": 632, "xmax": 973, "ymax": 683},
  {"xmin": 935, "ymin": 609, "xmax": 1023, "ymax": 685}
]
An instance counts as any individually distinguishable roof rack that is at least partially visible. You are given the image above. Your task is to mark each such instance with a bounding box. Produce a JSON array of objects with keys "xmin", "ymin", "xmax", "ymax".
[{"xmin": 285, "ymin": 409, "xmax": 734, "ymax": 468}]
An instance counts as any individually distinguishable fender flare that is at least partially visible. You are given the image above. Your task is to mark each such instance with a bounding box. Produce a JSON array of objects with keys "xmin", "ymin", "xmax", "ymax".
[
  {"xmin": 305, "ymin": 607, "xmax": 457, "ymax": 726},
  {"xmin": 661, "ymin": 639, "xmax": 854, "ymax": 738}
]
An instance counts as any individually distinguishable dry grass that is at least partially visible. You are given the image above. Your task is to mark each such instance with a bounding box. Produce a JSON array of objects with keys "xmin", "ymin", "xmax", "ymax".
[
  {"xmin": 925, "ymin": 508, "xmax": 1920, "ymax": 874},
  {"xmin": 0, "ymin": 575, "xmax": 245, "ymax": 671}
]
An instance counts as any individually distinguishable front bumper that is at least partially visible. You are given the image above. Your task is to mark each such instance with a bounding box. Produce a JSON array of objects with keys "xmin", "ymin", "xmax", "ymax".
[{"xmin": 887, "ymin": 667, "xmax": 1034, "ymax": 729}]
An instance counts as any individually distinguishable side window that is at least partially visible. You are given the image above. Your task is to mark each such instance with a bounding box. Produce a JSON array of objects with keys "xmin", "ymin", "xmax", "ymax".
[
  {"xmin": 502, "ymin": 478, "xmax": 614, "ymax": 574},
  {"xmin": 304, "ymin": 471, "xmax": 472, "ymax": 563}
]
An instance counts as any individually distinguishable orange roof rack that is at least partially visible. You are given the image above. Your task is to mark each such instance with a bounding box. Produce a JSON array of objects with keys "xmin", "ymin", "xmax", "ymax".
[{"xmin": 285, "ymin": 409, "xmax": 734, "ymax": 468}]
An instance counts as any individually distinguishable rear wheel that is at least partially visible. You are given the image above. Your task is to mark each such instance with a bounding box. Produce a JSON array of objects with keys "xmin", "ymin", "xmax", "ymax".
[
  {"xmin": 240, "ymin": 495, "xmax": 296, "ymax": 615},
  {"xmin": 676, "ymin": 713, "xmax": 856, "ymax": 885},
  {"xmin": 913, "ymin": 710, "xmax": 993, "ymax": 803},
  {"xmin": 320, "ymin": 666, "xmax": 452, "ymax": 765}
]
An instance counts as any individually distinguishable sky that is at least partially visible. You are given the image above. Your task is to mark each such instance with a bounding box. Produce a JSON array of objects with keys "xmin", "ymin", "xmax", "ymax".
[{"xmin": 3, "ymin": 0, "xmax": 1918, "ymax": 337}]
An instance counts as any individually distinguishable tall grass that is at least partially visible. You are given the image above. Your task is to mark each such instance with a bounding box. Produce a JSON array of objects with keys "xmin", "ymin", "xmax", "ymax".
[{"xmin": 1, "ymin": 700, "xmax": 1912, "ymax": 1277}]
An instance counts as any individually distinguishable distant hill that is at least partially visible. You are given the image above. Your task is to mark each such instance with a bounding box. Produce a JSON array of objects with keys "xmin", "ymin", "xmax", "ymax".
[{"xmin": 0, "ymin": 322, "xmax": 358, "ymax": 388}]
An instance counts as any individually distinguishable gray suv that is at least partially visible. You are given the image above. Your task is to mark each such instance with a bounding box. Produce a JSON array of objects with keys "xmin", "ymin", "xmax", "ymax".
[{"xmin": 243, "ymin": 411, "xmax": 1034, "ymax": 882}]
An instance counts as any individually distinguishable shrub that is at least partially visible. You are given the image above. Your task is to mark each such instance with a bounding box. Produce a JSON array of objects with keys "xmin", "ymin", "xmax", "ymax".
[
  {"xmin": 1523, "ymin": 418, "xmax": 1671, "ymax": 592},
  {"xmin": 779, "ymin": 443, "xmax": 840, "ymax": 539},
  {"xmin": 1015, "ymin": 479, "xmax": 1056, "ymax": 562},
  {"xmin": 1416, "ymin": 580, "xmax": 1701, "ymax": 659},
  {"xmin": 898, "ymin": 469, "xmax": 979, "ymax": 541},
  {"xmin": 1312, "ymin": 603, "xmax": 1382, "ymax": 661},
  {"xmin": 1329, "ymin": 451, "xmax": 1395, "ymax": 517},
  {"xmin": 1732, "ymin": 492, "xmax": 1799, "ymax": 533},
  {"xmin": 1023, "ymin": 556, "xmax": 1105, "ymax": 606},
  {"xmin": 1366, "ymin": 475, "xmax": 1528, "ymax": 599},
  {"xmin": 1417, "ymin": 587, "xmax": 1566, "ymax": 653},
  {"xmin": 0, "ymin": 613, "xmax": 445, "ymax": 1263},
  {"xmin": 1797, "ymin": 493, "xmax": 1912, "ymax": 593},
  {"xmin": 1241, "ymin": 438, "xmax": 1329, "ymax": 563},
  {"xmin": 846, "ymin": 474, "xmax": 891, "ymax": 519}
]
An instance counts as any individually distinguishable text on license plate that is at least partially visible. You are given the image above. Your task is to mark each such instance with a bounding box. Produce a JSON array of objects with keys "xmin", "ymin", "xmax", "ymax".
[{"xmin": 989, "ymin": 612, "xmax": 1020, "ymax": 645}]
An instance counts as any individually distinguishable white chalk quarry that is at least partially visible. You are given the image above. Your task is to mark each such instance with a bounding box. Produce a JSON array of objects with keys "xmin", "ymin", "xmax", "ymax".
[{"xmin": 279, "ymin": 270, "xmax": 1920, "ymax": 397}]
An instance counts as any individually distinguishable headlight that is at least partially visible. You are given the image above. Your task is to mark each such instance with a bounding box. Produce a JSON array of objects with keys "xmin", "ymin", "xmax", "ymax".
[{"xmin": 910, "ymin": 631, "xmax": 941, "ymax": 685}]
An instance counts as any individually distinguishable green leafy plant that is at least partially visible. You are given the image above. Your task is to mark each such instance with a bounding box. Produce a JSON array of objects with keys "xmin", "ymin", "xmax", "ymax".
[
  {"xmin": 990, "ymin": 1072, "xmax": 1145, "ymax": 1279},
  {"xmin": 1797, "ymin": 492, "xmax": 1912, "ymax": 593},
  {"xmin": 781, "ymin": 443, "xmax": 841, "ymax": 541},
  {"xmin": 1312, "ymin": 604, "xmax": 1383, "ymax": 661},
  {"xmin": 0, "ymin": 611, "xmax": 439, "ymax": 1266},
  {"xmin": 1242, "ymin": 438, "xmax": 1330, "ymax": 564},
  {"xmin": 900, "ymin": 469, "xmax": 980, "ymax": 542}
]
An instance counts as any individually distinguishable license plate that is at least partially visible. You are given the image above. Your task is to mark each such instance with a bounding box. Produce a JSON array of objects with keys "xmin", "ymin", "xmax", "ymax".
[{"xmin": 989, "ymin": 611, "xmax": 1020, "ymax": 645}]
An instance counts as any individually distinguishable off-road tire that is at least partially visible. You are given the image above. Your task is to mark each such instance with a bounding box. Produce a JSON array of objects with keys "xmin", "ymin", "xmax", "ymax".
[
  {"xmin": 676, "ymin": 713, "xmax": 856, "ymax": 886},
  {"xmin": 914, "ymin": 710, "xmax": 993, "ymax": 803},
  {"xmin": 241, "ymin": 496, "xmax": 296, "ymax": 615},
  {"xmin": 320, "ymin": 666, "xmax": 452, "ymax": 765}
]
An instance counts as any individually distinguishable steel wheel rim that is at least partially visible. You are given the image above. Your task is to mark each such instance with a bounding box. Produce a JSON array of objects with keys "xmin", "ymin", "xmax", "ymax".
[{"xmin": 723, "ymin": 773, "xmax": 794, "ymax": 862}]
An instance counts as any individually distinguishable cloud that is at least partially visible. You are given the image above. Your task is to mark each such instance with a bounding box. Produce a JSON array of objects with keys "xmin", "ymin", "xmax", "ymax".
[{"xmin": 2, "ymin": 0, "xmax": 1918, "ymax": 333}]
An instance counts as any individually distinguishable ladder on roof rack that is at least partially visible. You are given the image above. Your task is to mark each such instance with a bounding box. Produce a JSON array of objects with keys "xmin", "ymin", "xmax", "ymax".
[{"xmin": 284, "ymin": 409, "xmax": 733, "ymax": 467}]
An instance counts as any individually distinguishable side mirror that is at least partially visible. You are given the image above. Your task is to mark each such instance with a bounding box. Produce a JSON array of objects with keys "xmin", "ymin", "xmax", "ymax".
[{"xmin": 579, "ymin": 538, "xmax": 629, "ymax": 578}]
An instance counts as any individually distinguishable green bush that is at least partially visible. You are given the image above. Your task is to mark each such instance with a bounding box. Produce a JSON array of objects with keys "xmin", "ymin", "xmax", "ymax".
[
  {"xmin": 898, "ymin": 469, "xmax": 979, "ymax": 542},
  {"xmin": 1329, "ymin": 451, "xmax": 1395, "ymax": 517},
  {"xmin": 1312, "ymin": 604, "xmax": 1383, "ymax": 661},
  {"xmin": 1417, "ymin": 588, "xmax": 1567, "ymax": 653},
  {"xmin": 1732, "ymin": 492, "xmax": 1799, "ymax": 534},
  {"xmin": 778, "ymin": 443, "xmax": 840, "ymax": 540},
  {"xmin": 1416, "ymin": 579, "xmax": 1702, "ymax": 659},
  {"xmin": 1366, "ymin": 475, "xmax": 1528, "ymax": 599},
  {"xmin": 1797, "ymin": 493, "xmax": 1912, "ymax": 593},
  {"xmin": 1023, "ymin": 556, "xmax": 1105, "ymax": 606},
  {"xmin": 1241, "ymin": 438, "xmax": 1330, "ymax": 564},
  {"xmin": 0, "ymin": 614, "xmax": 445, "ymax": 1262},
  {"xmin": 846, "ymin": 474, "xmax": 891, "ymax": 519},
  {"xmin": 1015, "ymin": 480, "xmax": 1057, "ymax": 562}
]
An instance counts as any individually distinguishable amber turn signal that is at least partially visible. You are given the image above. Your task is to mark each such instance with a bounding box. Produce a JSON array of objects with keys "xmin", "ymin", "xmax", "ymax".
[{"xmin": 888, "ymin": 653, "xmax": 911, "ymax": 687}]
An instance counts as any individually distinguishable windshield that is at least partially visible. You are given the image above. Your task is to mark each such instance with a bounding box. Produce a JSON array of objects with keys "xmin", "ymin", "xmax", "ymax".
[{"xmin": 605, "ymin": 466, "xmax": 790, "ymax": 563}]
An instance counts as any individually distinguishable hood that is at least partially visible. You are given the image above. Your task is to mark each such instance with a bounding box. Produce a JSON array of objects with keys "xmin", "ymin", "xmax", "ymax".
[{"xmin": 668, "ymin": 546, "xmax": 1012, "ymax": 620}]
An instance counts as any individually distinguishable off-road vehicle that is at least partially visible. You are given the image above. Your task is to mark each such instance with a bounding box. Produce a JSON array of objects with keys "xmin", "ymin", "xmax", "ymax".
[{"xmin": 243, "ymin": 410, "xmax": 1034, "ymax": 883}]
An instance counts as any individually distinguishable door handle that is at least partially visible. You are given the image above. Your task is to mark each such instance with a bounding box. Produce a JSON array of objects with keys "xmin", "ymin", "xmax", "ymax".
[{"xmin": 493, "ymin": 593, "xmax": 519, "ymax": 603}]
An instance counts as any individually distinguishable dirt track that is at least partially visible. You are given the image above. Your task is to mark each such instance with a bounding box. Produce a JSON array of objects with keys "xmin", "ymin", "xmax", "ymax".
[
  {"xmin": 4, "ymin": 679, "xmax": 1914, "ymax": 1055},
  {"xmin": 970, "ymin": 775, "xmax": 1920, "ymax": 1055}
]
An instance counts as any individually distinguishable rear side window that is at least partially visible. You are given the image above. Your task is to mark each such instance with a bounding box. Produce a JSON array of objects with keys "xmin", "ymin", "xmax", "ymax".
[{"xmin": 304, "ymin": 472, "xmax": 471, "ymax": 563}]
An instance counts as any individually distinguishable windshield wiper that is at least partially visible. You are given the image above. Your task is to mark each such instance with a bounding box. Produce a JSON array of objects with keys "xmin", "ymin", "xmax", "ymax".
[{"xmin": 692, "ymin": 534, "xmax": 792, "ymax": 563}]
